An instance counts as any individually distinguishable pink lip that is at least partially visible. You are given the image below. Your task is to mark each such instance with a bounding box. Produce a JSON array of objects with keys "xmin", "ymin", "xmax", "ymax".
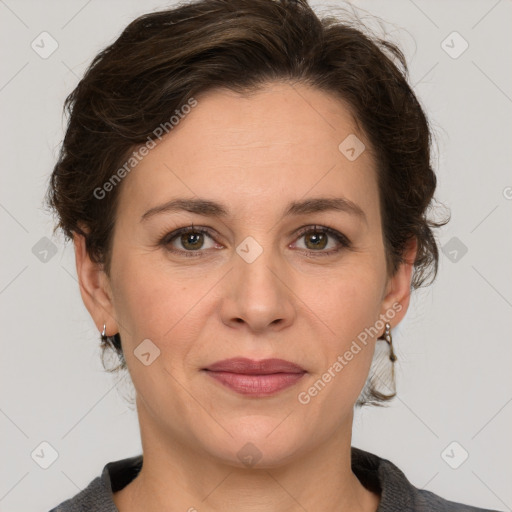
[
  {"xmin": 203, "ymin": 358, "xmax": 306, "ymax": 396},
  {"xmin": 205, "ymin": 357, "xmax": 305, "ymax": 374}
]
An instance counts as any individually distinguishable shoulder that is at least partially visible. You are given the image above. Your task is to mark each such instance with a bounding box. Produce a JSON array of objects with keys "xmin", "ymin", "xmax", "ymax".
[
  {"xmin": 47, "ymin": 476, "xmax": 114, "ymax": 512},
  {"xmin": 351, "ymin": 447, "xmax": 502, "ymax": 512},
  {"xmin": 47, "ymin": 455, "xmax": 142, "ymax": 512},
  {"xmin": 413, "ymin": 487, "xmax": 500, "ymax": 512}
]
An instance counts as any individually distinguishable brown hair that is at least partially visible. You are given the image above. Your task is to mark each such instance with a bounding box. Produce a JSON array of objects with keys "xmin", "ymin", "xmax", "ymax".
[{"xmin": 45, "ymin": 0, "xmax": 448, "ymax": 404}]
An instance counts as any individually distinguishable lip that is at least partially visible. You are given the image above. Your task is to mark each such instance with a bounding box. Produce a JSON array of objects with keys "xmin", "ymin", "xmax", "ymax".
[
  {"xmin": 203, "ymin": 358, "xmax": 306, "ymax": 397},
  {"xmin": 204, "ymin": 357, "xmax": 305, "ymax": 374}
]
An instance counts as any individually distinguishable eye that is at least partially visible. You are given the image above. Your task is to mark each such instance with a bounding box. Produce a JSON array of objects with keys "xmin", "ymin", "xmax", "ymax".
[
  {"xmin": 292, "ymin": 225, "xmax": 351, "ymax": 256},
  {"xmin": 159, "ymin": 224, "xmax": 351, "ymax": 258},
  {"xmin": 160, "ymin": 224, "xmax": 219, "ymax": 257}
]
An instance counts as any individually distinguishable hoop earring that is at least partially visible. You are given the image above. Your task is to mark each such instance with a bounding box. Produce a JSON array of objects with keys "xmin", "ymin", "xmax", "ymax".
[
  {"xmin": 382, "ymin": 322, "xmax": 397, "ymax": 362},
  {"xmin": 101, "ymin": 323, "xmax": 108, "ymax": 342}
]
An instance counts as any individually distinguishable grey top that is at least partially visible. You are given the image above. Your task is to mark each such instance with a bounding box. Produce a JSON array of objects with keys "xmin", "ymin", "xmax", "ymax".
[{"xmin": 48, "ymin": 447, "xmax": 500, "ymax": 512}]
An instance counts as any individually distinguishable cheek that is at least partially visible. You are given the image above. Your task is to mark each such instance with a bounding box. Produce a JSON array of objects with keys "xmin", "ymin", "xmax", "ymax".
[
  {"xmin": 315, "ymin": 258, "xmax": 386, "ymax": 335},
  {"xmin": 109, "ymin": 250, "xmax": 201, "ymax": 349},
  {"xmin": 305, "ymin": 264, "xmax": 386, "ymax": 392}
]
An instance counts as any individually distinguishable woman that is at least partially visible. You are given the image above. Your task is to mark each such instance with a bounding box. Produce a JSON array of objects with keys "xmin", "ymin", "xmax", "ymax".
[{"xmin": 46, "ymin": 0, "xmax": 499, "ymax": 510}]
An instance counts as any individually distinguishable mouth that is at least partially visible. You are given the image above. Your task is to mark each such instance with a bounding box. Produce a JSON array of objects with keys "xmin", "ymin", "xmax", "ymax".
[{"xmin": 202, "ymin": 357, "xmax": 306, "ymax": 397}]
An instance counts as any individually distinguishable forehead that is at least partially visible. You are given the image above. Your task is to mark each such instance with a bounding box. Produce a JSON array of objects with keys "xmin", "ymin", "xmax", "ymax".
[
  {"xmin": 183, "ymin": 82, "xmax": 363, "ymax": 154},
  {"xmin": 116, "ymin": 82, "xmax": 379, "ymax": 222}
]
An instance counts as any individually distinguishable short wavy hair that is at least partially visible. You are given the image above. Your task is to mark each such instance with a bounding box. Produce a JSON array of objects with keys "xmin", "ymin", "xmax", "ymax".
[{"xmin": 46, "ymin": 0, "xmax": 448, "ymax": 405}]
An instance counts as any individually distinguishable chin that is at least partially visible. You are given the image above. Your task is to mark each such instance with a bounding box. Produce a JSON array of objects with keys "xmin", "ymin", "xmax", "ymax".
[{"xmin": 197, "ymin": 416, "xmax": 310, "ymax": 469}]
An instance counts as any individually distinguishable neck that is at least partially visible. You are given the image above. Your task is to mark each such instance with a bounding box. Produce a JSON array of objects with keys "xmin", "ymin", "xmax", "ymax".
[{"xmin": 113, "ymin": 405, "xmax": 380, "ymax": 512}]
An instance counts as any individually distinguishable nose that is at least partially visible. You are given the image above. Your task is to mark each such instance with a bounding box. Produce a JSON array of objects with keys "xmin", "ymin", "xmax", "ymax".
[{"xmin": 219, "ymin": 245, "xmax": 296, "ymax": 334}]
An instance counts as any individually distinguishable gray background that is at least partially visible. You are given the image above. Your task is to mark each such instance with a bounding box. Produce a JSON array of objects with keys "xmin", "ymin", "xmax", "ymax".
[{"xmin": 1, "ymin": 1, "xmax": 511, "ymax": 511}]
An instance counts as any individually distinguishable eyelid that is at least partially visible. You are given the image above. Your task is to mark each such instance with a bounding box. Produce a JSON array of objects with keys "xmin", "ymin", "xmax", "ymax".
[
  {"xmin": 293, "ymin": 224, "xmax": 351, "ymax": 246},
  {"xmin": 159, "ymin": 225, "xmax": 218, "ymax": 256}
]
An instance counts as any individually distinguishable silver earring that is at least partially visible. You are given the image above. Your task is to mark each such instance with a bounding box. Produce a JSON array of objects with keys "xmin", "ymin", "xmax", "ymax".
[
  {"xmin": 382, "ymin": 322, "xmax": 397, "ymax": 362},
  {"xmin": 101, "ymin": 323, "xmax": 107, "ymax": 342}
]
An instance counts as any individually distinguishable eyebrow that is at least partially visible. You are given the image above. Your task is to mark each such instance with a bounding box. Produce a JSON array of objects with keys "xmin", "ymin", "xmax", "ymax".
[{"xmin": 140, "ymin": 196, "xmax": 366, "ymax": 224}]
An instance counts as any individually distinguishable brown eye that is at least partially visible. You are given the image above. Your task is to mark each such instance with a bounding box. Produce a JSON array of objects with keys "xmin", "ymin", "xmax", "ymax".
[
  {"xmin": 180, "ymin": 231, "xmax": 205, "ymax": 251},
  {"xmin": 161, "ymin": 226, "xmax": 218, "ymax": 257},
  {"xmin": 303, "ymin": 230, "xmax": 328, "ymax": 250},
  {"xmin": 293, "ymin": 225, "xmax": 351, "ymax": 256}
]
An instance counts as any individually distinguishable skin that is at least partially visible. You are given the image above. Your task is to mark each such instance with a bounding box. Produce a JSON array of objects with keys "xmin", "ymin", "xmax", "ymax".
[{"xmin": 74, "ymin": 81, "xmax": 416, "ymax": 512}]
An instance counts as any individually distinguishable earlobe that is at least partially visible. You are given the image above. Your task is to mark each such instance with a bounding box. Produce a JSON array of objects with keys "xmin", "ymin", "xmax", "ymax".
[
  {"xmin": 381, "ymin": 237, "xmax": 418, "ymax": 326},
  {"xmin": 73, "ymin": 230, "xmax": 118, "ymax": 335}
]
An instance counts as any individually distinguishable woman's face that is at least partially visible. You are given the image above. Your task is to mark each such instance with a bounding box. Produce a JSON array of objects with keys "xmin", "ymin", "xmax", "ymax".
[{"xmin": 79, "ymin": 82, "xmax": 413, "ymax": 467}]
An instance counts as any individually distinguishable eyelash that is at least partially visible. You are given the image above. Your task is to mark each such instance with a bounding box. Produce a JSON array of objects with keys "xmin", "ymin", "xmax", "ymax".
[{"xmin": 159, "ymin": 224, "xmax": 351, "ymax": 258}]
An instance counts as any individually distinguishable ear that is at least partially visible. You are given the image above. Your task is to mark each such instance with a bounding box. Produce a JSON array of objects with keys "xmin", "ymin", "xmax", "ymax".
[
  {"xmin": 73, "ymin": 229, "xmax": 118, "ymax": 336},
  {"xmin": 380, "ymin": 237, "xmax": 418, "ymax": 327}
]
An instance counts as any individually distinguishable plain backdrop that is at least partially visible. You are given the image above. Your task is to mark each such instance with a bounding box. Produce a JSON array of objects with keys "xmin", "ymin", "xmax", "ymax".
[{"xmin": 1, "ymin": 1, "xmax": 511, "ymax": 511}]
